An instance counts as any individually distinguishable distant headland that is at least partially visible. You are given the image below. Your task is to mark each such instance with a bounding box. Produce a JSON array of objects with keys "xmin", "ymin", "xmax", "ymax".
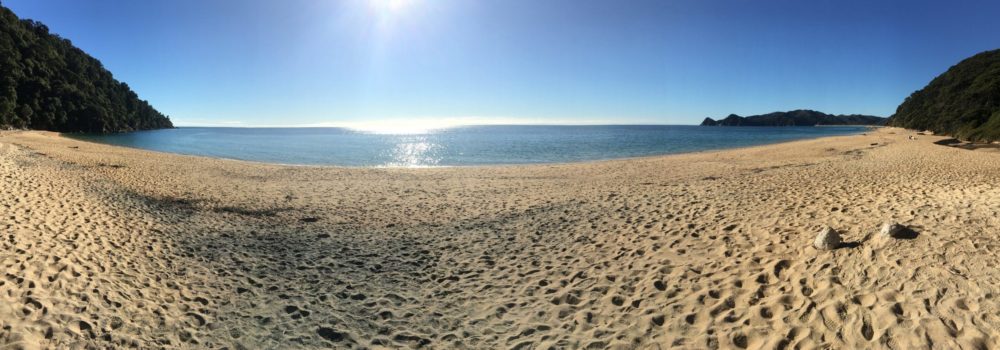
[{"xmin": 701, "ymin": 110, "xmax": 886, "ymax": 127}]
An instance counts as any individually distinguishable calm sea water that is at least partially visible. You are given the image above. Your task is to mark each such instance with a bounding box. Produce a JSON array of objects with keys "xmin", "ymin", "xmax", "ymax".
[{"xmin": 69, "ymin": 125, "xmax": 869, "ymax": 167}]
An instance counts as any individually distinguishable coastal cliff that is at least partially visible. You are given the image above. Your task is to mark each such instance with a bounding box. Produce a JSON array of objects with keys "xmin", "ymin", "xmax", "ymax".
[
  {"xmin": 0, "ymin": 4, "xmax": 172, "ymax": 133},
  {"xmin": 701, "ymin": 110, "xmax": 886, "ymax": 126}
]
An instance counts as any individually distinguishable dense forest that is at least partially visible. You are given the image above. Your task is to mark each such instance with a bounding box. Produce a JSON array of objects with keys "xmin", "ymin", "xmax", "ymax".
[
  {"xmin": 889, "ymin": 49, "xmax": 1000, "ymax": 142},
  {"xmin": 701, "ymin": 110, "xmax": 886, "ymax": 126},
  {"xmin": 0, "ymin": 3, "xmax": 172, "ymax": 133}
]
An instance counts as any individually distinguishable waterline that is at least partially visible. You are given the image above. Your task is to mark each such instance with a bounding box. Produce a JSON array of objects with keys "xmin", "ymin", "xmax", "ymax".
[{"xmin": 69, "ymin": 125, "xmax": 869, "ymax": 167}]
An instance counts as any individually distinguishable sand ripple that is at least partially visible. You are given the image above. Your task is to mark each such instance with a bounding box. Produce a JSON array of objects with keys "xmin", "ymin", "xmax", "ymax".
[{"xmin": 1, "ymin": 128, "xmax": 999, "ymax": 349}]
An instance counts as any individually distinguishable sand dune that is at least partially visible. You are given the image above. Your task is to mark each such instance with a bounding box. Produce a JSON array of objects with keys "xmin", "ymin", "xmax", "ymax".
[{"xmin": 1, "ymin": 127, "xmax": 999, "ymax": 349}]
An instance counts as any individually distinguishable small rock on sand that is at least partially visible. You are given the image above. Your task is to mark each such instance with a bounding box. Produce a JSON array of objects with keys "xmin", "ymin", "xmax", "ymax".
[
  {"xmin": 878, "ymin": 222, "xmax": 906, "ymax": 240},
  {"xmin": 813, "ymin": 226, "xmax": 842, "ymax": 250}
]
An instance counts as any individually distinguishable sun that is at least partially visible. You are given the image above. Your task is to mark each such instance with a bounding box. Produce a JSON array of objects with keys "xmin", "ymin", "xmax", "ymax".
[{"xmin": 369, "ymin": 0, "xmax": 412, "ymax": 13}]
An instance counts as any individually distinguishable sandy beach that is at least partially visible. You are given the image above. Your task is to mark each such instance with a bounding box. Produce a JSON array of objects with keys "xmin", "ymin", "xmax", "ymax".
[{"xmin": 2, "ymin": 127, "xmax": 1000, "ymax": 349}]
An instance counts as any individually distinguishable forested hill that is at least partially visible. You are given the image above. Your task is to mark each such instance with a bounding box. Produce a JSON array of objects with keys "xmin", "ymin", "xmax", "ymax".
[
  {"xmin": 0, "ymin": 4, "xmax": 172, "ymax": 133},
  {"xmin": 701, "ymin": 110, "xmax": 886, "ymax": 126},
  {"xmin": 888, "ymin": 49, "xmax": 1000, "ymax": 142}
]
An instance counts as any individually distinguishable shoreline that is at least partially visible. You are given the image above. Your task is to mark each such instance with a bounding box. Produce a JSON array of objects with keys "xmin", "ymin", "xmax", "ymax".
[
  {"xmin": 55, "ymin": 126, "xmax": 874, "ymax": 170},
  {"xmin": 3, "ymin": 127, "xmax": 1000, "ymax": 348}
]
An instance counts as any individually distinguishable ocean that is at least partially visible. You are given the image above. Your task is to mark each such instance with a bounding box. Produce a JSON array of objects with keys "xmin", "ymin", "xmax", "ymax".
[{"xmin": 69, "ymin": 125, "xmax": 870, "ymax": 167}]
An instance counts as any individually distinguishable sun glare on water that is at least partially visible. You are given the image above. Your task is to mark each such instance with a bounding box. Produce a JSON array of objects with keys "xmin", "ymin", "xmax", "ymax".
[
  {"xmin": 343, "ymin": 120, "xmax": 453, "ymax": 135},
  {"xmin": 339, "ymin": 117, "xmax": 568, "ymax": 135}
]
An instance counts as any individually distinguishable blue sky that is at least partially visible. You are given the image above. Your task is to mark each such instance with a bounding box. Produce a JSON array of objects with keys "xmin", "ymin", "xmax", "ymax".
[{"xmin": 5, "ymin": 0, "xmax": 1000, "ymax": 126}]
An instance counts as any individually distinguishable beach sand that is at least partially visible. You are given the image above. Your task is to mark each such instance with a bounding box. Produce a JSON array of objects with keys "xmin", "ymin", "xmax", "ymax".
[{"xmin": 1, "ymin": 127, "xmax": 999, "ymax": 349}]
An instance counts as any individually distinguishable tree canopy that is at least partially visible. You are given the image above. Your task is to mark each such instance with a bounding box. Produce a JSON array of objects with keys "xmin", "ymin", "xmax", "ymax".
[
  {"xmin": 0, "ymin": 3, "xmax": 172, "ymax": 132},
  {"xmin": 889, "ymin": 49, "xmax": 1000, "ymax": 142}
]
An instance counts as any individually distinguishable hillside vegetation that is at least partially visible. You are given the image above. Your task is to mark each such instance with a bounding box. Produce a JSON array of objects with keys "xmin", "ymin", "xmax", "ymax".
[
  {"xmin": 0, "ymin": 4, "xmax": 172, "ymax": 132},
  {"xmin": 889, "ymin": 49, "xmax": 1000, "ymax": 142},
  {"xmin": 701, "ymin": 110, "xmax": 885, "ymax": 126}
]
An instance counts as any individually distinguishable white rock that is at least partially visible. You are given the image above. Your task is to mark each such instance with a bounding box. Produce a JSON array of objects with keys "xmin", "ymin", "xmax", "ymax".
[
  {"xmin": 878, "ymin": 222, "xmax": 906, "ymax": 240},
  {"xmin": 813, "ymin": 226, "xmax": 842, "ymax": 250}
]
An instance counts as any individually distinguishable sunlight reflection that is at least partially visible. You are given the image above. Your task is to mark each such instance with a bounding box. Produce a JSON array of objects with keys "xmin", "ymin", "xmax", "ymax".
[
  {"xmin": 384, "ymin": 137, "xmax": 439, "ymax": 167},
  {"xmin": 343, "ymin": 119, "xmax": 450, "ymax": 135}
]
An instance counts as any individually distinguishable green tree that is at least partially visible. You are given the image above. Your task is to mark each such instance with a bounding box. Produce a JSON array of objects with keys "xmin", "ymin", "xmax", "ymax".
[
  {"xmin": 0, "ymin": 3, "xmax": 172, "ymax": 132},
  {"xmin": 889, "ymin": 49, "xmax": 1000, "ymax": 142}
]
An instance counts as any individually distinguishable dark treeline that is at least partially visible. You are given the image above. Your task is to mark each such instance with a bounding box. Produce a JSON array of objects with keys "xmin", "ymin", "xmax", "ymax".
[
  {"xmin": 701, "ymin": 110, "xmax": 886, "ymax": 127},
  {"xmin": 0, "ymin": 3, "xmax": 172, "ymax": 132},
  {"xmin": 889, "ymin": 49, "xmax": 1000, "ymax": 142}
]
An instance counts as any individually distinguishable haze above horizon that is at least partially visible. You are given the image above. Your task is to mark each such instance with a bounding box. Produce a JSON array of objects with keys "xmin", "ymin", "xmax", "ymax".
[{"xmin": 5, "ymin": 0, "xmax": 1000, "ymax": 128}]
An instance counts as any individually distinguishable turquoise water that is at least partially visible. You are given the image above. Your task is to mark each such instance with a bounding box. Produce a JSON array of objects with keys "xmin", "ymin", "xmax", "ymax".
[{"xmin": 69, "ymin": 125, "xmax": 869, "ymax": 167}]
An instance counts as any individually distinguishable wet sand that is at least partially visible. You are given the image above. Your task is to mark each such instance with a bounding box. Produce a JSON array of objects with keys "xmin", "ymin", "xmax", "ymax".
[{"xmin": 1, "ymin": 127, "xmax": 999, "ymax": 349}]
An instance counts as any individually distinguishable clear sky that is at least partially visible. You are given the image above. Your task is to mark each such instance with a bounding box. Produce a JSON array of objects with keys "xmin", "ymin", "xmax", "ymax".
[{"xmin": 4, "ymin": 0, "xmax": 1000, "ymax": 127}]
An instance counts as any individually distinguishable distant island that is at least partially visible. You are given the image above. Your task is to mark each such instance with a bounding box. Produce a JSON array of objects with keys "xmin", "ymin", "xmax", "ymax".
[
  {"xmin": 0, "ymin": 5, "xmax": 172, "ymax": 133},
  {"xmin": 888, "ymin": 49, "xmax": 1000, "ymax": 142},
  {"xmin": 701, "ymin": 110, "xmax": 887, "ymax": 126}
]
